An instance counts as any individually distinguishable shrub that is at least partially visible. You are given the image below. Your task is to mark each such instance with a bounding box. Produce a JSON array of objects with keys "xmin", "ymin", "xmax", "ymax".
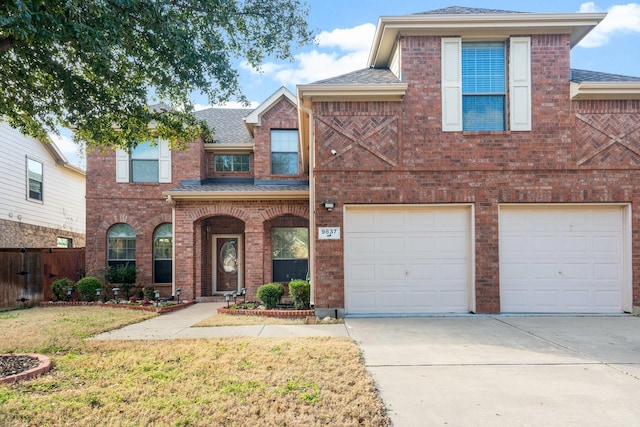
[
  {"xmin": 257, "ymin": 283, "xmax": 284, "ymax": 309},
  {"xmin": 104, "ymin": 264, "xmax": 138, "ymax": 298},
  {"xmin": 76, "ymin": 277, "xmax": 102, "ymax": 302},
  {"xmin": 143, "ymin": 286, "xmax": 155, "ymax": 300},
  {"xmin": 52, "ymin": 278, "xmax": 74, "ymax": 301},
  {"xmin": 289, "ymin": 279, "xmax": 310, "ymax": 310}
]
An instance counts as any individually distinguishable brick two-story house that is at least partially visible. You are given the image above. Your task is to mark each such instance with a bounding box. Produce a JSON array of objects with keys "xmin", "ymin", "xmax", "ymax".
[
  {"xmin": 86, "ymin": 7, "xmax": 640, "ymax": 315},
  {"xmin": 86, "ymin": 87, "xmax": 309, "ymax": 298},
  {"xmin": 299, "ymin": 7, "xmax": 640, "ymax": 316}
]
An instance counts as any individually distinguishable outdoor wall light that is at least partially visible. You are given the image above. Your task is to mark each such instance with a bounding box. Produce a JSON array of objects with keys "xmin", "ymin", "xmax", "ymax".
[
  {"xmin": 321, "ymin": 201, "xmax": 336, "ymax": 212},
  {"xmin": 330, "ymin": 149, "xmax": 337, "ymax": 156},
  {"xmin": 112, "ymin": 287, "xmax": 120, "ymax": 304}
]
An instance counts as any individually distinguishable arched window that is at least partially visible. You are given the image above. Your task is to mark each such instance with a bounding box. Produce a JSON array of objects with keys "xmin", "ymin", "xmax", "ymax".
[
  {"xmin": 107, "ymin": 224, "xmax": 136, "ymax": 267},
  {"xmin": 153, "ymin": 223, "xmax": 172, "ymax": 283}
]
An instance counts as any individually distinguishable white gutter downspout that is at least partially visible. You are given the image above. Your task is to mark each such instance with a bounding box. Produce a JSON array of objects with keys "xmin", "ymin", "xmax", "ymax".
[{"xmin": 300, "ymin": 104, "xmax": 316, "ymax": 308}]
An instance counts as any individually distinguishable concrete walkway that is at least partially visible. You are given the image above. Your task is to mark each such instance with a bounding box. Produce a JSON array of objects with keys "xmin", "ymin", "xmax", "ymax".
[{"xmin": 91, "ymin": 302, "xmax": 349, "ymax": 340}]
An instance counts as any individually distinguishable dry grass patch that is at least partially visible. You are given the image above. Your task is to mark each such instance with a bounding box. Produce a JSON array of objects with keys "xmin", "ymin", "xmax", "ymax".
[
  {"xmin": 0, "ymin": 307, "xmax": 390, "ymax": 426},
  {"xmin": 0, "ymin": 306, "xmax": 155, "ymax": 354},
  {"xmin": 193, "ymin": 313, "xmax": 307, "ymax": 327}
]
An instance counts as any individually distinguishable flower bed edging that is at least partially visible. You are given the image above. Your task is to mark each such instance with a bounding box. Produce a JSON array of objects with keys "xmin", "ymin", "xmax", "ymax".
[
  {"xmin": 0, "ymin": 353, "xmax": 52, "ymax": 384},
  {"xmin": 39, "ymin": 300, "xmax": 196, "ymax": 314},
  {"xmin": 217, "ymin": 306, "xmax": 315, "ymax": 319}
]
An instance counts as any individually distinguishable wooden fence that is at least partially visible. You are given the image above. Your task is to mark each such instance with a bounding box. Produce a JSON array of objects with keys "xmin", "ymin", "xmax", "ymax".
[{"xmin": 0, "ymin": 248, "xmax": 85, "ymax": 309}]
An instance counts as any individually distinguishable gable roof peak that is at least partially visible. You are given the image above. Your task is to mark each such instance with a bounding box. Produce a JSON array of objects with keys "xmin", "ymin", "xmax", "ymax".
[{"xmin": 417, "ymin": 6, "xmax": 526, "ymax": 15}]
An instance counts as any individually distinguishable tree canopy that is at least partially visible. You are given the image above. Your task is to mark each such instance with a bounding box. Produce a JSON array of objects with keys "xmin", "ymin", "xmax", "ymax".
[{"xmin": 0, "ymin": 0, "xmax": 314, "ymax": 149}]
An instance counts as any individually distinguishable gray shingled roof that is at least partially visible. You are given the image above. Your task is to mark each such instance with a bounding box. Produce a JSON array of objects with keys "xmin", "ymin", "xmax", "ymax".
[
  {"xmin": 194, "ymin": 108, "xmax": 254, "ymax": 144},
  {"xmin": 417, "ymin": 6, "xmax": 525, "ymax": 14},
  {"xmin": 311, "ymin": 68, "xmax": 402, "ymax": 85},
  {"xmin": 571, "ymin": 69, "xmax": 640, "ymax": 83},
  {"xmin": 167, "ymin": 182, "xmax": 309, "ymax": 194}
]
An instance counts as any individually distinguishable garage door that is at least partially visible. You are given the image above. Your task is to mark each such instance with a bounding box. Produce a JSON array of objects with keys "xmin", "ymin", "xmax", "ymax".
[
  {"xmin": 500, "ymin": 206, "xmax": 628, "ymax": 313},
  {"xmin": 344, "ymin": 205, "xmax": 472, "ymax": 315}
]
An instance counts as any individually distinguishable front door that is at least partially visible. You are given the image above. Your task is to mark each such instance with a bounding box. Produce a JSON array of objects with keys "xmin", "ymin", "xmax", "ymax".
[{"xmin": 214, "ymin": 236, "xmax": 242, "ymax": 293}]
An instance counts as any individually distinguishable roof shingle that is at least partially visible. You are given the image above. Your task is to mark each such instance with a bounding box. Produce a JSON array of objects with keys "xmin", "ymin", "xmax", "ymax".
[
  {"xmin": 570, "ymin": 69, "xmax": 640, "ymax": 83},
  {"xmin": 311, "ymin": 68, "xmax": 402, "ymax": 85},
  {"xmin": 194, "ymin": 108, "xmax": 253, "ymax": 144}
]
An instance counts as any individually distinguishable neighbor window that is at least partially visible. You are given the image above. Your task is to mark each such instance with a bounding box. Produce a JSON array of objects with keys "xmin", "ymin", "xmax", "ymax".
[
  {"xmin": 462, "ymin": 42, "xmax": 506, "ymax": 131},
  {"xmin": 27, "ymin": 158, "xmax": 43, "ymax": 201},
  {"xmin": 272, "ymin": 227, "xmax": 308, "ymax": 282},
  {"xmin": 107, "ymin": 223, "xmax": 136, "ymax": 267},
  {"xmin": 215, "ymin": 154, "xmax": 250, "ymax": 172},
  {"xmin": 153, "ymin": 223, "xmax": 172, "ymax": 283},
  {"xmin": 271, "ymin": 130, "xmax": 299, "ymax": 175},
  {"xmin": 57, "ymin": 237, "xmax": 72, "ymax": 248}
]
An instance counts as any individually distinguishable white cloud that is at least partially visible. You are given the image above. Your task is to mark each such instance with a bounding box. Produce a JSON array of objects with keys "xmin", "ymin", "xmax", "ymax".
[
  {"xmin": 242, "ymin": 23, "xmax": 376, "ymax": 87},
  {"xmin": 579, "ymin": 2, "xmax": 640, "ymax": 47},
  {"xmin": 315, "ymin": 23, "xmax": 376, "ymax": 52}
]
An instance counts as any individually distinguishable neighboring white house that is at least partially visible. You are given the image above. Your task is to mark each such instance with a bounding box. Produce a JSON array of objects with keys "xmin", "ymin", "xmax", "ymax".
[{"xmin": 0, "ymin": 121, "xmax": 85, "ymax": 248}]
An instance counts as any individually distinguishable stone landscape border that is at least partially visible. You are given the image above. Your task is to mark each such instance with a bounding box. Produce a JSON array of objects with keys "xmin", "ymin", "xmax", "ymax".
[
  {"xmin": 39, "ymin": 301, "xmax": 196, "ymax": 314},
  {"xmin": 217, "ymin": 306, "xmax": 315, "ymax": 318},
  {"xmin": 0, "ymin": 354, "xmax": 52, "ymax": 384}
]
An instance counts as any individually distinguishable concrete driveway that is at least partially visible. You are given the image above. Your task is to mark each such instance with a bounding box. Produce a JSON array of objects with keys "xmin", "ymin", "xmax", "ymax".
[{"xmin": 345, "ymin": 316, "xmax": 640, "ymax": 427}]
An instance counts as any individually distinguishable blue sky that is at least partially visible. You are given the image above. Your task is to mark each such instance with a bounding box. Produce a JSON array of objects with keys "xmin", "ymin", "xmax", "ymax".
[{"xmin": 54, "ymin": 1, "xmax": 640, "ymax": 166}]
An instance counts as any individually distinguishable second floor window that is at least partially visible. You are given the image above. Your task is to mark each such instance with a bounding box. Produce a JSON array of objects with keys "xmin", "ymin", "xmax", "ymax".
[
  {"xmin": 462, "ymin": 42, "xmax": 506, "ymax": 131},
  {"xmin": 26, "ymin": 158, "xmax": 43, "ymax": 201},
  {"xmin": 215, "ymin": 154, "xmax": 250, "ymax": 172},
  {"xmin": 116, "ymin": 138, "xmax": 171, "ymax": 183},
  {"xmin": 131, "ymin": 140, "xmax": 160, "ymax": 182},
  {"xmin": 271, "ymin": 129, "xmax": 299, "ymax": 175}
]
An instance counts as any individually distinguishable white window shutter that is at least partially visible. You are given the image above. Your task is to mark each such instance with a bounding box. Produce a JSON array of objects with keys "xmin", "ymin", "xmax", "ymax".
[
  {"xmin": 158, "ymin": 138, "xmax": 171, "ymax": 183},
  {"xmin": 115, "ymin": 149, "xmax": 129, "ymax": 182},
  {"xmin": 509, "ymin": 37, "xmax": 531, "ymax": 131},
  {"xmin": 441, "ymin": 37, "xmax": 462, "ymax": 132}
]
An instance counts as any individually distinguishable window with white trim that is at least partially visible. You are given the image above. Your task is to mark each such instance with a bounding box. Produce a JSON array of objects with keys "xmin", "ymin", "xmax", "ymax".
[
  {"xmin": 442, "ymin": 37, "xmax": 531, "ymax": 132},
  {"xmin": 26, "ymin": 158, "xmax": 43, "ymax": 201},
  {"xmin": 107, "ymin": 223, "xmax": 136, "ymax": 267},
  {"xmin": 271, "ymin": 130, "xmax": 299, "ymax": 175},
  {"xmin": 215, "ymin": 154, "xmax": 250, "ymax": 172},
  {"xmin": 153, "ymin": 223, "xmax": 172, "ymax": 284},
  {"xmin": 272, "ymin": 227, "xmax": 308, "ymax": 282},
  {"xmin": 116, "ymin": 138, "xmax": 171, "ymax": 183}
]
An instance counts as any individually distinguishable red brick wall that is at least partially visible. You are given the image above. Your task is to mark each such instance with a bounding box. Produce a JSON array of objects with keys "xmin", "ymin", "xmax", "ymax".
[
  {"xmin": 253, "ymin": 98, "xmax": 306, "ymax": 181},
  {"xmin": 85, "ymin": 139, "xmax": 202, "ymax": 295},
  {"xmin": 310, "ymin": 33, "xmax": 640, "ymax": 313},
  {"xmin": 172, "ymin": 200, "xmax": 309, "ymax": 301}
]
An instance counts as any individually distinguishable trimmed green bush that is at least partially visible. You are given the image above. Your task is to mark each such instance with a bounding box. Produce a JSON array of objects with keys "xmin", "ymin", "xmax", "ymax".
[
  {"xmin": 289, "ymin": 279, "xmax": 310, "ymax": 310},
  {"xmin": 104, "ymin": 264, "xmax": 138, "ymax": 298},
  {"xmin": 76, "ymin": 277, "xmax": 102, "ymax": 302},
  {"xmin": 52, "ymin": 278, "xmax": 74, "ymax": 301},
  {"xmin": 257, "ymin": 283, "xmax": 285, "ymax": 309}
]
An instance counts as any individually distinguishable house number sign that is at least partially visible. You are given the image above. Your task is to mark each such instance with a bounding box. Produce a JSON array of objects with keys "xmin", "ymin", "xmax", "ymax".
[{"xmin": 318, "ymin": 227, "xmax": 340, "ymax": 240}]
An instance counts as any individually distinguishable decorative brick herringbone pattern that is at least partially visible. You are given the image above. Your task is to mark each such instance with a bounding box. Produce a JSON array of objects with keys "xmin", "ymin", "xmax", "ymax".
[
  {"xmin": 316, "ymin": 115, "xmax": 398, "ymax": 168},
  {"xmin": 575, "ymin": 113, "xmax": 640, "ymax": 166}
]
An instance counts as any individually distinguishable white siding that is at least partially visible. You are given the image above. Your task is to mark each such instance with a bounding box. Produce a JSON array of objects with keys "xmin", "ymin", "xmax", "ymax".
[
  {"xmin": 389, "ymin": 42, "xmax": 401, "ymax": 79},
  {"xmin": 0, "ymin": 122, "xmax": 85, "ymax": 236}
]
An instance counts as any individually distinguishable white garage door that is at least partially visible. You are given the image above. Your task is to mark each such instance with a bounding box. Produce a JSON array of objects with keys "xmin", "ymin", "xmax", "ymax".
[
  {"xmin": 344, "ymin": 205, "xmax": 472, "ymax": 315},
  {"xmin": 500, "ymin": 206, "xmax": 628, "ymax": 313}
]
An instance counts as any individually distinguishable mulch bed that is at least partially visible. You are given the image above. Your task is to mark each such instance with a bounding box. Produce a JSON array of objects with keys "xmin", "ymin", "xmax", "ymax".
[{"xmin": 0, "ymin": 354, "xmax": 52, "ymax": 383}]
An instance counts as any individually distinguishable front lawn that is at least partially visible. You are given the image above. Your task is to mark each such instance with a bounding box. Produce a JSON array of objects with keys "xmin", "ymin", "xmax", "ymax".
[{"xmin": 0, "ymin": 307, "xmax": 389, "ymax": 426}]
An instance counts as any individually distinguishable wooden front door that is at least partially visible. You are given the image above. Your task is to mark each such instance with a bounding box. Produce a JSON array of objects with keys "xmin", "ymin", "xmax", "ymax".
[{"xmin": 214, "ymin": 236, "xmax": 241, "ymax": 293}]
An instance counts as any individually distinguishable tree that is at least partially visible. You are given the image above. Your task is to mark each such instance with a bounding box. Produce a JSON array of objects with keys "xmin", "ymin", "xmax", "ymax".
[{"xmin": 0, "ymin": 0, "xmax": 314, "ymax": 149}]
